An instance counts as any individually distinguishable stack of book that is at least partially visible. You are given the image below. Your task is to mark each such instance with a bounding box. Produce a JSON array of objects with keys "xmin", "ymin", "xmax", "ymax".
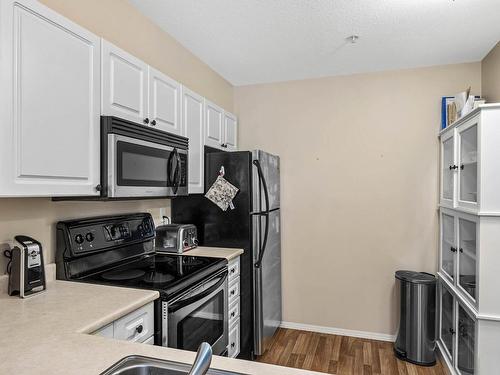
[{"xmin": 441, "ymin": 96, "xmax": 485, "ymax": 129}]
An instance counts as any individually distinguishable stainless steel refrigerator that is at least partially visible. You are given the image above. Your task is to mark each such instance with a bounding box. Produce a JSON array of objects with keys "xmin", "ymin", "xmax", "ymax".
[{"xmin": 171, "ymin": 149, "xmax": 282, "ymax": 359}]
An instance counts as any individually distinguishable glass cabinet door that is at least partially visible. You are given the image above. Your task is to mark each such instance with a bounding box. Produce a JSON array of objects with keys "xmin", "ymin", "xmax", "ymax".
[
  {"xmin": 441, "ymin": 213, "xmax": 456, "ymax": 280},
  {"xmin": 440, "ymin": 284, "xmax": 455, "ymax": 360},
  {"xmin": 458, "ymin": 218, "xmax": 477, "ymax": 302},
  {"xmin": 457, "ymin": 304, "xmax": 475, "ymax": 375},
  {"xmin": 442, "ymin": 135, "xmax": 455, "ymax": 202},
  {"xmin": 458, "ymin": 124, "xmax": 478, "ymax": 205}
]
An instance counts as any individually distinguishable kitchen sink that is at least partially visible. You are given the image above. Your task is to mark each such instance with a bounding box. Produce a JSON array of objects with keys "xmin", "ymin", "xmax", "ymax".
[{"xmin": 100, "ymin": 355, "xmax": 246, "ymax": 375}]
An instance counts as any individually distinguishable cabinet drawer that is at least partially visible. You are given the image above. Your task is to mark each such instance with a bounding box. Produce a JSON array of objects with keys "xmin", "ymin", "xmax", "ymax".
[
  {"xmin": 93, "ymin": 323, "xmax": 114, "ymax": 338},
  {"xmin": 228, "ymin": 318, "xmax": 240, "ymax": 358},
  {"xmin": 113, "ymin": 302, "xmax": 154, "ymax": 343},
  {"xmin": 228, "ymin": 297, "xmax": 240, "ymax": 327},
  {"xmin": 228, "ymin": 277, "xmax": 240, "ymax": 304},
  {"xmin": 228, "ymin": 257, "xmax": 240, "ymax": 282}
]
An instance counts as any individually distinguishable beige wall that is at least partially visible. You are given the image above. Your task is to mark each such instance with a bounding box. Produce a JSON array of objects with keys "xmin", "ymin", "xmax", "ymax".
[
  {"xmin": 39, "ymin": 0, "xmax": 233, "ymax": 111},
  {"xmin": 0, "ymin": 199, "xmax": 170, "ymax": 274},
  {"xmin": 482, "ymin": 42, "xmax": 500, "ymax": 103},
  {"xmin": 0, "ymin": 0, "xmax": 234, "ymax": 274},
  {"xmin": 234, "ymin": 62, "xmax": 481, "ymax": 335}
]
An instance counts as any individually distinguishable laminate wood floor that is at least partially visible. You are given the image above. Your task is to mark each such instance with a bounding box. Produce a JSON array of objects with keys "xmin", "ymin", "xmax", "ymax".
[{"xmin": 257, "ymin": 328, "xmax": 449, "ymax": 375}]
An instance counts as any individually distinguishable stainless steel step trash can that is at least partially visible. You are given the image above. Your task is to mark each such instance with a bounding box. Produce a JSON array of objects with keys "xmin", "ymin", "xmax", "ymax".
[{"xmin": 394, "ymin": 270, "xmax": 436, "ymax": 366}]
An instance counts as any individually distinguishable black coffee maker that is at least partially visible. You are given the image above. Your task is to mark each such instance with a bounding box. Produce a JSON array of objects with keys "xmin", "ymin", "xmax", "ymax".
[{"xmin": 4, "ymin": 235, "xmax": 46, "ymax": 298}]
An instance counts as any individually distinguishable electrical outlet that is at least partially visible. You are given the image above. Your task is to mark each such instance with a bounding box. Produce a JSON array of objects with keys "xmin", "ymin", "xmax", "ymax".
[{"xmin": 159, "ymin": 207, "xmax": 170, "ymax": 225}]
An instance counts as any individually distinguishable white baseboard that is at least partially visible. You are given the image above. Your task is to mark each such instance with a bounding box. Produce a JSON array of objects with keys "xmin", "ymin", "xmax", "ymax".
[{"xmin": 280, "ymin": 321, "xmax": 396, "ymax": 342}]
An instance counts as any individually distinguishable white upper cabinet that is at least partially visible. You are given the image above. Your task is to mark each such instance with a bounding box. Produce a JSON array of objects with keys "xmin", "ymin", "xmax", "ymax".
[
  {"xmin": 440, "ymin": 130, "xmax": 455, "ymax": 208},
  {"xmin": 0, "ymin": 0, "xmax": 101, "ymax": 196},
  {"xmin": 102, "ymin": 40, "xmax": 182, "ymax": 135},
  {"xmin": 148, "ymin": 67, "xmax": 181, "ymax": 134},
  {"xmin": 204, "ymin": 100, "xmax": 238, "ymax": 151},
  {"xmin": 439, "ymin": 105, "xmax": 500, "ymax": 215},
  {"xmin": 224, "ymin": 112, "xmax": 238, "ymax": 151},
  {"xmin": 182, "ymin": 87, "xmax": 205, "ymax": 194},
  {"xmin": 204, "ymin": 101, "xmax": 225, "ymax": 149},
  {"xmin": 101, "ymin": 40, "xmax": 148, "ymax": 125}
]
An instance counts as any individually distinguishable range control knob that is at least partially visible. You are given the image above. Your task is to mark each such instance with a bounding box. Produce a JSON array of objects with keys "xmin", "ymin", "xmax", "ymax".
[
  {"xmin": 75, "ymin": 234, "xmax": 84, "ymax": 244},
  {"xmin": 183, "ymin": 239, "xmax": 189, "ymax": 248},
  {"xmin": 85, "ymin": 232, "xmax": 95, "ymax": 242}
]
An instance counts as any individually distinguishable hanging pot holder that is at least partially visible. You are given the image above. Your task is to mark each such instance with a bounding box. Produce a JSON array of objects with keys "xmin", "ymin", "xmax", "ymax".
[{"xmin": 205, "ymin": 175, "xmax": 239, "ymax": 211}]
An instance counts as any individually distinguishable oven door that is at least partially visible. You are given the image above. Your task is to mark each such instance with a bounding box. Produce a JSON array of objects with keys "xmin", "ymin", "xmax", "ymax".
[
  {"xmin": 107, "ymin": 134, "xmax": 187, "ymax": 197},
  {"xmin": 165, "ymin": 270, "xmax": 228, "ymax": 355}
]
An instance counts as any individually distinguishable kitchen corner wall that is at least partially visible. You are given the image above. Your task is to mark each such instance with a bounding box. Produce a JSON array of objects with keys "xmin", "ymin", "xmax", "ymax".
[
  {"xmin": 482, "ymin": 42, "xmax": 500, "ymax": 103},
  {"xmin": 234, "ymin": 62, "xmax": 481, "ymax": 336},
  {"xmin": 0, "ymin": 199, "xmax": 170, "ymax": 274},
  {"xmin": 0, "ymin": 0, "xmax": 233, "ymax": 275}
]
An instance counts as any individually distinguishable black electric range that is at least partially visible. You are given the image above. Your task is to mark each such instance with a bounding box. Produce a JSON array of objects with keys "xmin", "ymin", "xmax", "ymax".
[
  {"xmin": 77, "ymin": 253, "xmax": 225, "ymax": 299},
  {"xmin": 56, "ymin": 213, "xmax": 229, "ymax": 354}
]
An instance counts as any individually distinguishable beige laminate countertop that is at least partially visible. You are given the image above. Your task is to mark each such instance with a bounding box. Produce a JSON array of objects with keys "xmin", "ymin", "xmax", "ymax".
[
  {"xmin": 182, "ymin": 246, "xmax": 244, "ymax": 260},
  {"xmin": 0, "ymin": 280, "xmax": 319, "ymax": 375}
]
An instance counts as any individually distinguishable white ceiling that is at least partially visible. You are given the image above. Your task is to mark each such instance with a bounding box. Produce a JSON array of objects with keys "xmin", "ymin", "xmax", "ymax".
[{"xmin": 130, "ymin": 0, "xmax": 500, "ymax": 86}]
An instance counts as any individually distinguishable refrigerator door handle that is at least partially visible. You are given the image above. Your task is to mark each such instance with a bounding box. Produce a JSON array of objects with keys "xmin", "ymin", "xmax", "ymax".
[{"xmin": 252, "ymin": 159, "xmax": 270, "ymax": 269}]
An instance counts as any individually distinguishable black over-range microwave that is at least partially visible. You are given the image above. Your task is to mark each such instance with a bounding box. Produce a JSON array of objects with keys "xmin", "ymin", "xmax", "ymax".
[{"xmin": 100, "ymin": 116, "xmax": 188, "ymax": 198}]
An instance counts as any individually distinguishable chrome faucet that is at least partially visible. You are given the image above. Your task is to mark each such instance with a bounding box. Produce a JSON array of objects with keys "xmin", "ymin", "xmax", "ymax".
[{"xmin": 187, "ymin": 342, "xmax": 212, "ymax": 375}]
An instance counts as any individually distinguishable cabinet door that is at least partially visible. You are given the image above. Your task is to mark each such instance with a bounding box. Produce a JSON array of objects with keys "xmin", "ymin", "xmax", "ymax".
[
  {"xmin": 456, "ymin": 304, "xmax": 475, "ymax": 375},
  {"xmin": 439, "ymin": 283, "xmax": 455, "ymax": 361},
  {"xmin": 224, "ymin": 112, "xmax": 238, "ymax": 151},
  {"xmin": 458, "ymin": 217, "xmax": 477, "ymax": 303},
  {"xmin": 181, "ymin": 87, "xmax": 205, "ymax": 194},
  {"xmin": 101, "ymin": 40, "xmax": 148, "ymax": 124},
  {"xmin": 441, "ymin": 212, "xmax": 456, "ymax": 281},
  {"xmin": 441, "ymin": 130, "xmax": 456, "ymax": 207},
  {"xmin": 204, "ymin": 101, "xmax": 224, "ymax": 150},
  {"xmin": 457, "ymin": 119, "xmax": 478, "ymax": 210},
  {"xmin": 0, "ymin": 0, "xmax": 100, "ymax": 196},
  {"xmin": 148, "ymin": 67, "xmax": 181, "ymax": 134}
]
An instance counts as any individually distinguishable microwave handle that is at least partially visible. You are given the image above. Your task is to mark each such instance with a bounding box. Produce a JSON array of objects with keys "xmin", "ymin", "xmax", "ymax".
[
  {"xmin": 168, "ymin": 148, "xmax": 181, "ymax": 194},
  {"xmin": 168, "ymin": 271, "xmax": 227, "ymax": 312},
  {"xmin": 173, "ymin": 149, "xmax": 182, "ymax": 194}
]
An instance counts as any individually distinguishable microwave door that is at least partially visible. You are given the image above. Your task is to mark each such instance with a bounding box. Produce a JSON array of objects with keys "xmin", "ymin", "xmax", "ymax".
[{"xmin": 107, "ymin": 134, "xmax": 174, "ymax": 197}]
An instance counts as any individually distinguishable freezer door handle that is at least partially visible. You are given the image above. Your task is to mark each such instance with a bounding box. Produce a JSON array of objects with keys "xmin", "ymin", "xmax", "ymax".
[{"xmin": 252, "ymin": 159, "xmax": 270, "ymax": 269}]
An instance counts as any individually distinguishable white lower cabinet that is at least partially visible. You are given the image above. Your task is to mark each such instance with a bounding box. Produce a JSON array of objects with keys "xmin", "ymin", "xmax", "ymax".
[
  {"xmin": 92, "ymin": 302, "xmax": 154, "ymax": 344},
  {"xmin": 228, "ymin": 317, "xmax": 241, "ymax": 358},
  {"xmin": 0, "ymin": 0, "xmax": 101, "ymax": 197},
  {"xmin": 439, "ymin": 279, "xmax": 476, "ymax": 375},
  {"xmin": 227, "ymin": 257, "xmax": 241, "ymax": 358}
]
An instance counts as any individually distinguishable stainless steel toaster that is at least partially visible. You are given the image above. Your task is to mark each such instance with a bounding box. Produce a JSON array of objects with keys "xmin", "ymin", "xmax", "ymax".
[{"xmin": 155, "ymin": 224, "xmax": 198, "ymax": 254}]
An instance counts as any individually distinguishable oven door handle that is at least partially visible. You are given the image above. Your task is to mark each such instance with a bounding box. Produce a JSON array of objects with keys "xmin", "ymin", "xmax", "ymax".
[{"xmin": 168, "ymin": 272, "xmax": 227, "ymax": 312}]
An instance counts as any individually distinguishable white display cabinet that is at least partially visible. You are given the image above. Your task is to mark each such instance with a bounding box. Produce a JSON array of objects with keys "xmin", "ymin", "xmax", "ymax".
[
  {"xmin": 439, "ymin": 105, "xmax": 500, "ymax": 215},
  {"xmin": 438, "ymin": 104, "xmax": 500, "ymax": 375}
]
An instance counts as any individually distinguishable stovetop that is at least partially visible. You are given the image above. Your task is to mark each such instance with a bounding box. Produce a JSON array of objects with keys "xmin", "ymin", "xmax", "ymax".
[{"xmin": 77, "ymin": 253, "xmax": 226, "ymax": 300}]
